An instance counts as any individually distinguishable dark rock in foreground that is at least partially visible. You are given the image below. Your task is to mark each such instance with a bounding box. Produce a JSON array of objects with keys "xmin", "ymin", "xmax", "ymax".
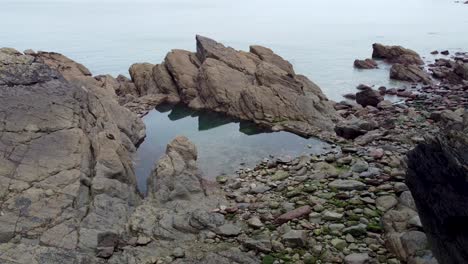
[{"xmin": 406, "ymin": 129, "xmax": 468, "ymax": 264}]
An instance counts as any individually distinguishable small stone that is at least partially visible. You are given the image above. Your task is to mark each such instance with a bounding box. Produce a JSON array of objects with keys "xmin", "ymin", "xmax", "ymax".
[
  {"xmin": 351, "ymin": 160, "xmax": 369, "ymax": 173},
  {"xmin": 272, "ymin": 170, "xmax": 289, "ymax": 181},
  {"xmin": 247, "ymin": 217, "xmax": 264, "ymax": 229},
  {"xmin": 329, "ymin": 223, "xmax": 345, "ymax": 231},
  {"xmin": 343, "ymin": 224, "xmax": 367, "ymax": 237},
  {"xmin": 345, "ymin": 234, "xmax": 355, "ymax": 243},
  {"xmin": 329, "ymin": 180, "xmax": 366, "ymax": 191},
  {"xmin": 216, "ymin": 175, "xmax": 228, "ymax": 184},
  {"xmin": 408, "ymin": 215, "xmax": 423, "ymax": 229},
  {"xmin": 281, "ymin": 230, "xmax": 307, "ymax": 247},
  {"xmin": 369, "ymin": 148, "xmax": 384, "ymax": 159},
  {"xmin": 313, "ymin": 204, "xmax": 325, "ymax": 212},
  {"xmin": 276, "ymin": 205, "xmax": 311, "ymax": 224},
  {"xmin": 331, "ymin": 238, "xmax": 347, "ymax": 250},
  {"xmin": 376, "ymin": 195, "xmax": 398, "ymax": 211},
  {"xmin": 394, "ymin": 182, "xmax": 409, "ymax": 193},
  {"xmin": 214, "ymin": 224, "xmax": 241, "ymax": 237},
  {"xmin": 344, "ymin": 253, "xmax": 370, "ymax": 264},
  {"xmin": 172, "ymin": 247, "xmax": 185, "ymax": 258},
  {"xmin": 322, "ymin": 211, "xmax": 343, "ymax": 221}
]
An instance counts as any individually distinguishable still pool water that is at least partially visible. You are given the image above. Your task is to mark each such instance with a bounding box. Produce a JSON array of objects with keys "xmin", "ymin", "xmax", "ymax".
[
  {"xmin": 134, "ymin": 105, "xmax": 331, "ymax": 193},
  {"xmin": 1, "ymin": 0, "xmax": 467, "ymax": 191}
]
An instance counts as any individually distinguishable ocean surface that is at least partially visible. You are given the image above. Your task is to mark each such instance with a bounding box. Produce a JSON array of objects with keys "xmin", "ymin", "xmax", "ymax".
[{"xmin": 2, "ymin": 0, "xmax": 467, "ymax": 192}]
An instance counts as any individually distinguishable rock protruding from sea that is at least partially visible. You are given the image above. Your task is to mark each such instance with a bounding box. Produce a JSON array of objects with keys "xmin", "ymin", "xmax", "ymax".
[
  {"xmin": 372, "ymin": 43, "xmax": 432, "ymax": 84},
  {"xmin": 406, "ymin": 130, "xmax": 468, "ymax": 264},
  {"xmin": 354, "ymin": 58, "xmax": 378, "ymax": 69},
  {"xmin": 128, "ymin": 35, "xmax": 340, "ymax": 138},
  {"xmin": 372, "ymin": 43, "xmax": 424, "ymax": 65}
]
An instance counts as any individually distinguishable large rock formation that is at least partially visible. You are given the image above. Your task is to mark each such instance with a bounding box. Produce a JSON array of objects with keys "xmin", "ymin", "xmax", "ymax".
[
  {"xmin": 0, "ymin": 48, "xmax": 145, "ymax": 262},
  {"xmin": 127, "ymin": 35, "xmax": 340, "ymax": 138},
  {"xmin": 406, "ymin": 130, "xmax": 468, "ymax": 264}
]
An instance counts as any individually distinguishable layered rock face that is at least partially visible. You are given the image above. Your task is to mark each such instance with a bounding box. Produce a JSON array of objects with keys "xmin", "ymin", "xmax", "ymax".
[
  {"xmin": 0, "ymin": 48, "xmax": 145, "ymax": 262},
  {"xmin": 127, "ymin": 35, "xmax": 340, "ymax": 138},
  {"xmin": 406, "ymin": 130, "xmax": 468, "ymax": 264}
]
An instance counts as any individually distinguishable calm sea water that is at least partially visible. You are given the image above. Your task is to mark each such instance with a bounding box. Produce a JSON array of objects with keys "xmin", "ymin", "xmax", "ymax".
[
  {"xmin": 135, "ymin": 105, "xmax": 330, "ymax": 192},
  {"xmin": 2, "ymin": 0, "xmax": 467, "ymax": 191}
]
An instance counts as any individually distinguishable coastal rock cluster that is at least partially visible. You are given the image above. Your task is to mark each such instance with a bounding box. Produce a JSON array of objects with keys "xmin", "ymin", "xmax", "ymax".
[
  {"xmin": 1, "ymin": 39, "xmax": 467, "ymax": 264},
  {"xmin": 125, "ymin": 36, "xmax": 340, "ymax": 138}
]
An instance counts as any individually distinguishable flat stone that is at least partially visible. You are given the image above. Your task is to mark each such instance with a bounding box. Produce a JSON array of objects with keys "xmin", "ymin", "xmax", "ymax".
[
  {"xmin": 275, "ymin": 205, "xmax": 311, "ymax": 224},
  {"xmin": 331, "ymin": 238, "xmax": 347, "ymax": 250},
  {"xmin": 247, "ymin": 217, "xmax": 264, "ymax": 229},
  {"xmin": 343, "ymin": 224, "xmax": 367, "ymax": 237},
  {"xmin": 344, "ymin": 253, "xmax": 371, "ymax": 264},
  {"xmin": 214, "ymin": 224, "xmax": 242, "ymax": 237},
  {"xmin": 351, "ymin": 160, "xmax": 369, "ymax": 173},
  {"xmin": 329, "ymin": 180, "xmax": 367, "ymax": 191},
  {"xmin": 281, "ymin": 230, "xmax": 307, "ymax": 247},
  {"xmin": 322, "ymin": 211, "xmax": 344, "ymax": 221},
  {"xmin": 376, "ymin": 195, "xmax": 398, "ymax": 211},
  {"xmin": 271, "ymin": 170, "xmax": 289, "ymax": 181}
]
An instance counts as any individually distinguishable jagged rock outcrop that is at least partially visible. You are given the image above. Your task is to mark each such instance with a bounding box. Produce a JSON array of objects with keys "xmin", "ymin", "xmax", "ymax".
[
  {"xmin": 0, "ymin": 48, "xmax": 145, "ymax": 262},
  {"xmin": 372, "ymin": 43, "xmax": 424, "ymax": 65},
  {"xmin": 406, "ymin": 130, "xmax": 468, "ymax": 264},
  {"xmin": 390, "ymin": 64, "xmax": 432, "ymax": 84},
  {"xmin": 127, "ymin": 35, "xmax": 340, "ymax": 138},
  {"xmin": 112, "ymin": 136, "xmax": 258, "ymax": 263}
]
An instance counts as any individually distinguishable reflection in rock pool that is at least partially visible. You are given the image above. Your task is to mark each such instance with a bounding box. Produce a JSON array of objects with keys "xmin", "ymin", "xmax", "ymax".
[{"xmin": 135, "ymin": 104, "xmax": 331, "ymax": 193}]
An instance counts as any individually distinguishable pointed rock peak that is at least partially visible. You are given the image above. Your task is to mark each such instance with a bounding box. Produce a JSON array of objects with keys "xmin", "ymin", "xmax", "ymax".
[
  {"xmin": 195, "ymin": 35, "xmax": 231, "ymax": 62},
  {"xmin": 166, "ymin": 135, "xmax": 198, "ymax": 162},
  {"xmin": 250, "ymin": 45, "xmax": 295, "ymax": 75}
]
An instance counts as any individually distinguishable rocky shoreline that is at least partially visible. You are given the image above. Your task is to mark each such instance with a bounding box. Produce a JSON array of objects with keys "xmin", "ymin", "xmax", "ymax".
[{"xmin": 0, "ymin": 37, "xmax": 467, "ymax": 264}]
